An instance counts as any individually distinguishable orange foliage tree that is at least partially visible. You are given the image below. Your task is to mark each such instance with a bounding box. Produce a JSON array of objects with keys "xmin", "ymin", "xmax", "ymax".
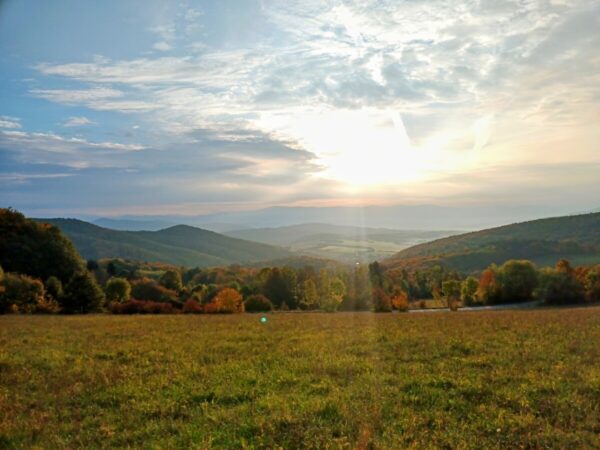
[{"xmin": 210, "ymin": 287, "xmax": 244, "ymax": 313}]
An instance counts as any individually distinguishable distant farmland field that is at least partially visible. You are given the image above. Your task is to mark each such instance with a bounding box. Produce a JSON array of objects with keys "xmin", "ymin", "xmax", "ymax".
[{"xmin": 1, "ymin": 309, "xmax": 599, "ymax": 449}]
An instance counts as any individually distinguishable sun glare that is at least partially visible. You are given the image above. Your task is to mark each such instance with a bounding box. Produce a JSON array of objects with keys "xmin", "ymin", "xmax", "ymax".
[{"xmin": 260, "ymin": 108, "xmax": 436, "ymax": 188}]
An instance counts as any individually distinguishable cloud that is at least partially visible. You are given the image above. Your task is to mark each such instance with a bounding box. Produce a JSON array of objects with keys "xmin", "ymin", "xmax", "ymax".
[
  {"xmin": 153, "ymin": 41, "xmax": 172, "ymax": 52},
  {"xmin": 0, "ymin": 116, "xmax": 22, "ymax": 129},
  {"xmin": 63, "ymin": 116, "xmax": 94, "ymax": 127},
  {"xmin": 3, "ymin": 0, "xmax": 599, "ymax": 215}
]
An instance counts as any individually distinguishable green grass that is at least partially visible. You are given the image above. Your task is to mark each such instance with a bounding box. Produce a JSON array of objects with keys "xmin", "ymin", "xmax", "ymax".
[{"xmin": 1, "ymin": 309, "xmax": 599, "ymax": 448}]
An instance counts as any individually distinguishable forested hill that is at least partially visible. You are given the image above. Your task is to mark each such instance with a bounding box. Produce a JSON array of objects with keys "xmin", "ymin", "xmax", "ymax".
[
  {"xmin": 383, "ymin": 212, "xmax": 600, "ymax": 272},
  {"xmin": 37, "ymin": 219, "xmax": 293, "ymax": 267}
]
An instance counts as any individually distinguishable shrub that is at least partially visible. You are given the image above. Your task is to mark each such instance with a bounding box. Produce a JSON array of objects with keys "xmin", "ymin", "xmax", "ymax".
[
  {"xmin": 111, "ymin": 300, "xmax": 174, "ymax": 314},
  {"xmin": 182, "ymin": 298, "xmax": 202, "ymax": 314},
  {"xmin": 131, "ymin": 278, "xmax": 178, "ymax": 303},
  {"xmin": 244, "ymin": 294, "xmax": 273, "ymax": 312}
]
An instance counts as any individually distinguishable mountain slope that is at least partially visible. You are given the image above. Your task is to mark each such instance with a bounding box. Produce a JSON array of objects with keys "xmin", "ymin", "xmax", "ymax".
[
  {"xmin": 36, "ymin": 219, "xmax": 292, "ymax": 267},
  {"xmin": 383, "ymin": 212, "xmax": 600, "ymax": 272}
]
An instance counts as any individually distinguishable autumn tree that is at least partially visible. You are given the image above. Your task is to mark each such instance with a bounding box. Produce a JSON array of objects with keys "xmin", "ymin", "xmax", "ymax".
[
  {"xmin": 477, "ymin": 267, "xmax": 502, "ymax": 304},
  {"xmin": 211, "ymin": 287, "xmax": 244, "ymax": 313},
  {"xmin": 372, "ymin": 287, "xmax": 392, "ymax": 312},
  {"xmin": 391, "ymin": 290, "xmax": 409, "ymax": 312}
]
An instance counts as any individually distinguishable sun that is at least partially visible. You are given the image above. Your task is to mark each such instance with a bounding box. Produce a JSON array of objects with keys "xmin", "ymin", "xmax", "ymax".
[{"xmin": 261, "ymin": 108, "xmax": 432, "ymax": 188}]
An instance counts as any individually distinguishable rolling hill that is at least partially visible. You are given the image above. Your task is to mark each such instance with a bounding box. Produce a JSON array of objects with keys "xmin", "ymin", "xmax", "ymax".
[
  {"xmin": 36, "ymin": 219, "xmax": 293, "ymax": 268},
  {"xmin": 225, "ymin": 223, "xmax": 458, "ymax": 263},
  {"xmin": 383, "ymin": 212, "xmax": 600, "ymax": 272}
]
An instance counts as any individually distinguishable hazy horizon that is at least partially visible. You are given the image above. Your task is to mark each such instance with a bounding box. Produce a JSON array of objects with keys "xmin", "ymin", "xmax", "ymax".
[{"xmin": 1, "ymin": 1, "xmax": 599, "ymax": 218}]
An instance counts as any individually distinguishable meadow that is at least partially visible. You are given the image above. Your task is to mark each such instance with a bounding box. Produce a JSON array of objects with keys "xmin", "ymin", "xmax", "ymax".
[{"xmin": 1, "ymin": 308, "xmax": 599, "ymax": 449}]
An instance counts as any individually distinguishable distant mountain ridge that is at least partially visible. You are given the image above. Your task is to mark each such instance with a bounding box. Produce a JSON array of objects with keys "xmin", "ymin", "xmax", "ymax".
[
  {"xmin": 86, "ymin": 203, "xmax": 577, "ymax": 231},
  {"xmin": 36, "ymin": 218, "xmax": 292, "ymax": 268},
  {"xmin": 383, "ymin": 212, "xmax": 600, "ymax": 272}
]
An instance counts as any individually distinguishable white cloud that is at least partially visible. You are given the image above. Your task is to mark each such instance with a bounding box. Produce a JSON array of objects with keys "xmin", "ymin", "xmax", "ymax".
[
  {"xmin": 0, "ymin": 116, "xmax": 22, "ymax": 129},
  {"xmin": 63, "ymin": 116, "xmax": 94, "ymax": 127},
  {"xmin": 21, "ymin": 1, "xmax": 600, "ymax": 197},
  {"xmin": 153, "ymin": 41, "xmax": 172, "ymax": 52}
]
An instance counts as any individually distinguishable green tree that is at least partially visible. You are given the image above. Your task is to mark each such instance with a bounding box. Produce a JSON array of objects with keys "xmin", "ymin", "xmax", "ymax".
[
  {"xmin": 160, "ymin": 270, "xmax": 183, "ymax": 292},
  {"xmin": 536, "ymin": 260, "xmax": 584, "ymax": 305},
  {"xmin": 442, "ymin": 279, "xmax": 462, "ymax": 311},
  {"xmin": 461, "ymin": 277, "xmax": 479, "ymax": 306},
  {"xmin": 105, "ymin": 277, "xmax": 131, "ymax": 303},
  {"xmin": 0, "ymin": 208, "xmax": 86, "ymax": 285},
  {"xmin": 300, "ymin": 278, "xmax": 319, "ymax": 310},
  {"xmin": 320, "ymin": 275, "xmax": 345, "ymax": 312},
  {"xmin": 62, "ymin": 272, "xmax": 104, "ymax": 313},
  {"xmin": 263, "ymin": 267, "xmax": 297, "ymax": 309},
  {"xmin": 498, "ymin": 260, "xmax": 538, "ymax": 303},
  {"xmin": 585, "ymin": 265, "xmax": 600, "ymax": 302},
  {"xmin": 244, "ymin": 294, "xmax": 273, "ymax": 312}
]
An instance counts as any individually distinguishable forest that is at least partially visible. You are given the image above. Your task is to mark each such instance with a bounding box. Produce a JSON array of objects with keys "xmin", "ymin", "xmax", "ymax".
[{"xmin": 2, "ymin": 208, "xmax": 600, "ymax": 315}]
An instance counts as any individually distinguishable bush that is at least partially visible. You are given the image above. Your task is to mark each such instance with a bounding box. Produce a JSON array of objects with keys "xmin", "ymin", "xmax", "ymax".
[
  {"xmin": 244, "ymin": 294, "xmax": 273, "ymax": 312},
  {"xmin": 182, "ymin": 298, "xmax": 202, "ymax": 314},
  {"xmin": 131, "ymin": 278, "xmax": 178, "ymax": 303},
  {"xmin": 111, "ymin": 300, "xmax": 174, "ymax": 314}
]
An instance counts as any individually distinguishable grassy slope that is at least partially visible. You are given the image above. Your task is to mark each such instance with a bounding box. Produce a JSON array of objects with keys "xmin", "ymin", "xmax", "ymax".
[
  {"xmin": 1, "ymin": 309, "xmax": 599, "ymax": 448},
  {"xmin": 37, "ymin": 219, "xmax": 292, "ymax": 267},
  {"xmin": 384, "ymin": 212, "xmax": 600, "ymax": 272}
]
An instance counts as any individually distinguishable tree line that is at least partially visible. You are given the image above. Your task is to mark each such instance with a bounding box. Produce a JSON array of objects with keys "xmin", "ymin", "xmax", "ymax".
[{"xmin": 1, "ymin": 208, "xmax": 599, "ymax": 314}]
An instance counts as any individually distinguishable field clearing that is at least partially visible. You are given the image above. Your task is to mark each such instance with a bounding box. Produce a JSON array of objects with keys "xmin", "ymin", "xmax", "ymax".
[{"xmin": 1, "ymin": 309, "xmax": 599, "ymax": 449}]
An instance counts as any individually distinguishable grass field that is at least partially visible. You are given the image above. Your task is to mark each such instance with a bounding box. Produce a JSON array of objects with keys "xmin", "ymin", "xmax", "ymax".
[{"xmin": 1, "ymin": 309, "xmax": 599, "ymax": 449}]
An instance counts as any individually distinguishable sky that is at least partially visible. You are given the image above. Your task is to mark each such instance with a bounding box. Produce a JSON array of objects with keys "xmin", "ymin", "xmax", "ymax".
[{"xmin": 0, "ymin": 0, "xmax": 599, "ymax": 218}]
